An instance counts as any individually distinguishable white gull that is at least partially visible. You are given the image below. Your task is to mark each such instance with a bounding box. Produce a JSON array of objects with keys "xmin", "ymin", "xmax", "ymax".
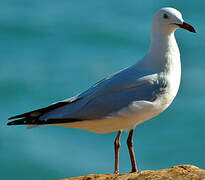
[{"xmin": 8, "ymin": 7, "xmax": 196, "ymax": 174}]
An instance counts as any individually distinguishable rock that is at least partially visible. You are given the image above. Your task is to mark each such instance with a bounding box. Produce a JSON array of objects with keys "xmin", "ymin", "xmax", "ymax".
[{"xmin": 61, "ymin": 165, "xmax": 205, "ymax": 180}]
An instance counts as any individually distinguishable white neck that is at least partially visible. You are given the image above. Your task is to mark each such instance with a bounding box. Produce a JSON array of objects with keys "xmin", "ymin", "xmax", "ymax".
[{"xmin": 138, "ymin": 29, "xmax": 180, "ymax": 72}]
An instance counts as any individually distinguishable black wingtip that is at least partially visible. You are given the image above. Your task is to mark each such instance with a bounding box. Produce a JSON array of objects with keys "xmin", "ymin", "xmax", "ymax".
[
  {"xmin": 7, "ymin": 117, "xmax": 84, "ymax": 126},
  {"xmin": 7, "ymin": 117, "xmax": 34, "ymax": 126},
  {"xmin": 8, "ymin": 114, "xmax": 27, "ymax": 120},
  {"xmin": 7, "ymin": 121, "xmax": 17, "ymax": 126}
]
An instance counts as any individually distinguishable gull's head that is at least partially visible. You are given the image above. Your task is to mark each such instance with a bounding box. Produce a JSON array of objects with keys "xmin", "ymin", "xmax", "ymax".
[{"xmin": 152, "ymin": 7, "xmax": 196, "ymax": 35}]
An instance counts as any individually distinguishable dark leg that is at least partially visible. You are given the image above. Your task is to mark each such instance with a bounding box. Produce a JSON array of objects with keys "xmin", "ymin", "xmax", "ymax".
[
  {"xmin": 114, "ymin": 130, "xmax": 122, "ymax": 174},
  {"xmin": 127, "ymin": 129, "xmax": 137, "ymax": 172}
]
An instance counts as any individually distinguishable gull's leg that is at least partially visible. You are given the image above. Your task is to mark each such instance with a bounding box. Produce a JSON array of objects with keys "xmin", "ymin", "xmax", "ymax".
[
  {"xmin": 114, "ymin": 130, "xmax": 122, "ymax": 174},
  {"xmin": 127, "ymin": 129, "xmax": 137, "ymax": 172}
]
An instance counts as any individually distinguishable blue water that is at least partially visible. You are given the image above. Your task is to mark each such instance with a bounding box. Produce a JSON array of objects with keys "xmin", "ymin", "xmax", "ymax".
[{"xmin": 1, "ymin": 0, "xmax": 204, "ymax": 179}]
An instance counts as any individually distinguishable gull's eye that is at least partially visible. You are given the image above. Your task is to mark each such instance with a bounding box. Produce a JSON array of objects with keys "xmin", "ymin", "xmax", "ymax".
[{"xmin": 163, "ymin": 14, "xmax": 169, "ymax": 19}]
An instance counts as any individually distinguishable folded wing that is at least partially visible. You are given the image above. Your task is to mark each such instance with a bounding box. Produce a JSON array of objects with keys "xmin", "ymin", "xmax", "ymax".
[{"xmin": 8, "ymin": 65, "xmax": 164, "ymax": 125}]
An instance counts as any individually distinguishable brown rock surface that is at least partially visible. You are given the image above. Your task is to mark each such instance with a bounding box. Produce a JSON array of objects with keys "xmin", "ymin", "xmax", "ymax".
[{"xmin": 61, "ymin": 165, "xmax": 205, "ymax": 180}]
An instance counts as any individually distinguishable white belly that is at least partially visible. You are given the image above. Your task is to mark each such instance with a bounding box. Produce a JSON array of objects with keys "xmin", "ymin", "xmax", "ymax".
[{"xmin": 59, "ymin": 94, "xmax": 175, "ymax": 133}]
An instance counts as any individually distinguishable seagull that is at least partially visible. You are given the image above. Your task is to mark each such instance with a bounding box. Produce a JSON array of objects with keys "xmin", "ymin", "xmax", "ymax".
[{"xmin": 8, "ymin": 7, "xmax": 196, "ymax": 174}]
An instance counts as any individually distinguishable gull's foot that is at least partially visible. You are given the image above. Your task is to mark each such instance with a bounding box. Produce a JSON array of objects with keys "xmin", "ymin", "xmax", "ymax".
[
  {"xmin": 114, "ymin": 170, "xmax": 119, "ymax": 174},
  {"xmin": 130, "ymin": 168, "xmax": 138, "ymax": 173}
]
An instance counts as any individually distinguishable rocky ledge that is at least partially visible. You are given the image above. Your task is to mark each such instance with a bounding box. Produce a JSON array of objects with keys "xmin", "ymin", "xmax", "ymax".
[{"xmin": 61, "ymin": 165, "xmax": 205, "ymax": 180}]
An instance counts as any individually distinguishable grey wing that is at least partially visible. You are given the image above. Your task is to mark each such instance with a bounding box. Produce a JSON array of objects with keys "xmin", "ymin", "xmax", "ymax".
[
  {"xmin": 65, "ymin": 76, "xmax": 165, "ymax": 120},
  {"xmin": 8, "ymin": 66, "xmax": 164, "ymax": 125},
  {"xmin": 8, "ymin": 68, "xmax": 134, "ymax": 125},
  {"xmin": 40, "ymin": 72, "xmax": 165, "ymax": 121}
]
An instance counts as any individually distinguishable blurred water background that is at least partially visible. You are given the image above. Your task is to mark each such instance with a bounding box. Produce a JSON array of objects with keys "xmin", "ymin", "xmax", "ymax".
[{"xmin": 1, "ymin": 0, "xmax": 204, "ymax": 179}]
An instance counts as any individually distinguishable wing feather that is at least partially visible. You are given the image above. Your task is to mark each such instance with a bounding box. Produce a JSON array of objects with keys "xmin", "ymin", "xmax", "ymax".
[{"xmin": 8, "ymin": 65, "xmax": 164, "ymax": 125}]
